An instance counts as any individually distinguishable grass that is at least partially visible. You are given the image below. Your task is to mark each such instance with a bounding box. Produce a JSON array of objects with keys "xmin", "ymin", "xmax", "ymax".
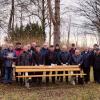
[{"xmin": 0, "ymin": 68, "xmax": 100, "ymax": 100}]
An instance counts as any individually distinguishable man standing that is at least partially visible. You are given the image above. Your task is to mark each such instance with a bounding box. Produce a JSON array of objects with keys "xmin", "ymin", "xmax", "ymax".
[
  {"xmin": 69, "ymin": 43, "xmax": 76, "ymax": 55},
  {"xmin": 34, "ymin": 46, "xmax": 43, "ymax": 84},
  {"xmin": 15, "ymin": 42, "xmax": 23, "ymax": 83},
  {"xmin": 93, "ymin": 48, "xmax": 100, "ymax": 83},
  {"xmin": 3, "ymin": 44, "xmax": 16, "ymax": 84},
  {"xmin": 40, "ymin": 43, "xmax": 48, "ymax": 65},
  {"xmin": 46, "ymin": 45, "xmax": 56, "ymax": 83},
  {"xmin": 0, "ymin": 46, "xmax": 3, "ymax": 80},
  {"xmin": 71, "ymin": 49, "xmax": 83, "ymax": 84},
  {"xmin": 60, "ymin": 45, "xmax": 71, "ymax": 82},
  {"xmin": 82, "ymin": 48, "xmax": 91, "ymax": 83}
]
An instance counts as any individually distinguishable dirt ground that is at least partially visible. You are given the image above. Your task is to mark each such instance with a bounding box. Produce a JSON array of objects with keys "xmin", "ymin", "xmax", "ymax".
[{"xmin": 0, "ymin": 82, "xmax": 100, "ymax": 100}]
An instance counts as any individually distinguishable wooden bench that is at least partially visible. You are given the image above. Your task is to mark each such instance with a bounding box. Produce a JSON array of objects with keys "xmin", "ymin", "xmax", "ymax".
[{"xmin": 15, "ymin": 65, "xmax": 86, "ymax": 87}]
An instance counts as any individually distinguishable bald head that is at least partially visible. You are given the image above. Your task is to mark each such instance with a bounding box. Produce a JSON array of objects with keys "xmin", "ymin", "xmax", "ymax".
[
  {"xmin": 75, "ymin": 49, "xmax": 80, "ymax": 56},
  {"xmin": 62, "ymin": 45, "xmax": 67, "ymax": 52}
]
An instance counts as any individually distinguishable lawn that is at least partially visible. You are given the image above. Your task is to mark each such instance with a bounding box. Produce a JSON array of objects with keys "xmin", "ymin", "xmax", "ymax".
[
  {"xmin": 0, "ymin": 83, "xmax": 100, "ymax": 100},
  {"xmin": 0, "ymin": 68, "xmax": 100, "ymax": 100}
]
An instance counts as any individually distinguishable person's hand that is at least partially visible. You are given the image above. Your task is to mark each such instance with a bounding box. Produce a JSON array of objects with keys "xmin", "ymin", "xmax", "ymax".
[{"xmin": 78, "ymin": 64, "xmax": 80, "ymax": 66}]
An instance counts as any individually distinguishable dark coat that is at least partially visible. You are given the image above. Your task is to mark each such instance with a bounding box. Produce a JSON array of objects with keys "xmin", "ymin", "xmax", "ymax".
[
  {"xmin": 90, "ymin": 50, "xmax": 96, "ymax": 66},
  {"xmin": 93, "ymin": 54, "xmax": 100, "ymax": 69},
  {"xmin": 81, "ymin": 51, "xmax": 91, "ymax": 68},
  {"xmin": 40, "ymin": 48, "xmax": 48, "ymax": 65},
  {"xmin": 34, "ymin": 51, "xmax": 42, "ymax": 65},
  {"xmin": 71, "ymin": 54, "xmax": 83, "ymax": 67},
  {"xmin": 54, "ymin": 49, "xmax": 61, "ymax": 65},
  {"xmin": 0, "ymin": 50, "xmax": 3, "ymax": 68},
  {"xmin": 17, "ymin": 51, "xmax": 32, "ymax": 66},
  {"xmin": 60, "ymin": 51, "xmax": 71, "ymax": 64},
  {"xmin": 47, "ymin": 50, "xmax": 56, "ymax": 65}
]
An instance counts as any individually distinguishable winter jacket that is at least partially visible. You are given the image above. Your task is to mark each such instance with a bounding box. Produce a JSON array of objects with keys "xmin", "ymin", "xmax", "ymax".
[
  {"xmin": 17, "ymin": 51, "xmax": 32, "ymax": 66},
  {"xmin": 40, "ymin": 48, "xmax": 48, "ymax": 65},
  {"xmin": 60, "ymin": 51, "xmax": 71, "ymax": 64},
  {"xmin": 81, "ymin": 51, "xmax": 91, "ymax": 68},
  {"xmin": 3, "ymin": 49, "xmax": 16, "ymax": 67},
  {"xmin": 93, "ymin": 54, "xmax": 100, "ymax": 69},
  {"xmin": 71, "ymin": 54, "xmax": 83, "ymax": 67}
]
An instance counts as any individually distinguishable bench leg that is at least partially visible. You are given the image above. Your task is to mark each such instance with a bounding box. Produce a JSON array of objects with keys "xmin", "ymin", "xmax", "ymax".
[
  {"xmin": 25, "ymin": 72, "xmax": 30, "ymax": 88},
  {"xmin": 25, "ymin": 78, "xmax": 30, "ymax": 88}
]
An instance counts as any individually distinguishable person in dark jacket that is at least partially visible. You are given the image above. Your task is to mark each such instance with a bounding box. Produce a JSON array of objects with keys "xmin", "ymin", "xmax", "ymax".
[
  {"xmin": 40, "ymin": 43, "xmax": 48, "ymax": 65},
  {"xmin": 60, "ymin": 45, "xmax": 71, "ymax": 82},
  {"xmin": 3, "ymin": 44, "xmax": 16, "ymax": 84},
  {"xmin": 91, "ymin": 44, "xmax": 99, "ymax": 82},
  {"xmin": 17, "ymin": 45, "xmax": 32, "ymax": 85},
  {"xmin": 54, "ymin": 44, "xmax": 61, "ymax": 65},
  {"xmin": 1, "ymin": 44, "xmax": 9, "ymax": 80},
  {"xmin": 34, "ymin": 46, "xmax": 43, "ymax": 84},
  {"xmin": 15, "ymin": 42, "xmax": 23, "ymax": 82},
  {"xmin": 93, "ymin": 48, "xmax": 100, "ymax": 83},
  {"xmin": 71, "ymin": 49, "xmax": 83, "ymax": 84},
  {"xmin": 0, "ymin": 46, "xmax": 3, "ymax": 80},
  {"xmin": 69, "ymin": 43, "xmax": 76, "ymax": 55},
  {"xmin": 54, "ymin": 44, "xmax": 61, "ymax": 81},
  {"xmin": 82, "ymin": 48, "xmax": 91, "ymax": 83},
  {"xmin": 46, "ymin": 45, "xmax": 56, "ymax": 83},
  {"xmin": 31, "ymin": 42, "xmax": 37, "ymax": 53},
  {"xmin": 17, "ymin": 45, "xmax": 32, "ymax": 66}
]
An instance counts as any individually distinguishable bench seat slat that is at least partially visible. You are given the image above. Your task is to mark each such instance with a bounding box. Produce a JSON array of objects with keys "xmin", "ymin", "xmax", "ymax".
[
  {"xmin": 15, "ymin": 65, "xmax": 79, "ymax": 69},
  {"xmin": 16, "ymin": 68, "xmax": 81, "ymax": 72},
  {"xmin": 16, "ymin": 74, "xmax": 86, "ymax": 78}
]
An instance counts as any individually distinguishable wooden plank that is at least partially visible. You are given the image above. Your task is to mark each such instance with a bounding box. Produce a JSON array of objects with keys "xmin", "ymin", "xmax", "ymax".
[
  {"xmin": 16, "ymin": 74, "xmax": 86, "ymax": 78},
  {"xmin": 15, "ymin": 65, "xmax": 79, "ymax": 69},
  {"xmin": 15, "ymin": 68, "xmax": 81, "ymax": 72}
]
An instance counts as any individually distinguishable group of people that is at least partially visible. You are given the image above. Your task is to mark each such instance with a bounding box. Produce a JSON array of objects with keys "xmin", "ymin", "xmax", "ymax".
[{"xmin": 0, "ymin": 42, "xmax": 100, "ymax": 85}]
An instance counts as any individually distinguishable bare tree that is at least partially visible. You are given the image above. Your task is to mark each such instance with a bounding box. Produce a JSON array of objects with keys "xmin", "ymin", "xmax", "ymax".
[
  {"xmin": 76, "ymin": 0, "xmax": 100, "ymax": 44},
  {"xmin": 47, "ymin": 0, "xmax": 60, "ymax": 45}
]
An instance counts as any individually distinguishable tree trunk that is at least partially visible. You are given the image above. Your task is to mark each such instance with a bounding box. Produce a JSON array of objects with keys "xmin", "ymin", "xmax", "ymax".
[
  {"xmin": 47, "ymin": 0, "xmax": 60, "ymax": 45},
  {"xmin": 42, "ymin": 0, "xmax": 45, "ymax": 41},
  {"xmin": 97, "ymin": 32, "xmax": 100, "ymax": 45},
  {"xmin": 8, "ymin": 0, "xmax": 15, "ymax": 35},
  {"xmin": 54, "ymin": 0, "xmax": 60, "ymax": 45}
]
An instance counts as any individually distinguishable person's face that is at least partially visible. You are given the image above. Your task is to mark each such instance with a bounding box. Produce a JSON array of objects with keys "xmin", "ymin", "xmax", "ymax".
[
  {"xmin": 85, "ymin": 48, "xmax": 89, "ymax": 52},
  {"xmin": 9, "ymin": 45, "xmax": 13, "ymax": 50},
  {"xmin": 16, "ymin": 44, "xmax": 21, "ymax": 49},
  {"xmin": 36, "ymin": 47, "xmax": 41, "ymax": 52},
  {"xmin": 62, "ymin": 46, "xmax": 67, "ymax": 52},
  {"xmin": 96, "ymin": 50, "xmax": 100, "ymax": 55},
  {"xmin": 32, "ymin": 42, "xmax": 36, "ymax": 48},
  {"xmin": 75, "ymin": 50, "xmax": 80, "ymax": 56},
  {"xmin": 55, "ymin": 46, "xmax": 60, "ymax": 50},
  {"xmin": 43, "ymin": 45, "xmax": 48, "ymax": 49},
  {"xmin": 27, "ymin": 44, "xmax": 31, "ymax": 50},
  {"xmin": 49, "ymin": 47, "xmax": 54, "ymax": 52},
  {"xmin": 23, "ymin": 46, "xmax": 28, "ymax": 52}
]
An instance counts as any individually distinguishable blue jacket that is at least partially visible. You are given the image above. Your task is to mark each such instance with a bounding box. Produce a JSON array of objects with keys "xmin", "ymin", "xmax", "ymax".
[
  {"xmin": 60, "ymin": 51, "xmax": 71, "ymax": 64},
  {"xmin": 40, "ymin": 48, "xmax": 48, "ymax": 65},
  {"xmin": 71, "ymin": 54, "xmax": 83, "ymax": 67},
  {"xmin": 3, "ymin": 49, "xmax": 16, "ymax": 67},
  {"xmin": 81, "ymin": 51, "xmax": 91, "ymax": 68},
  {"xmin": 54, "ymin": 49, "xmax": 61, "ymax": 65}
]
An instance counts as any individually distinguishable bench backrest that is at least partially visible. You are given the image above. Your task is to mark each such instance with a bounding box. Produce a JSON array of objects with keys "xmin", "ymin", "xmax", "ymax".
[{"xmin": 15, "ymin": 65, "xmax": 81, "ymax": 72}]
